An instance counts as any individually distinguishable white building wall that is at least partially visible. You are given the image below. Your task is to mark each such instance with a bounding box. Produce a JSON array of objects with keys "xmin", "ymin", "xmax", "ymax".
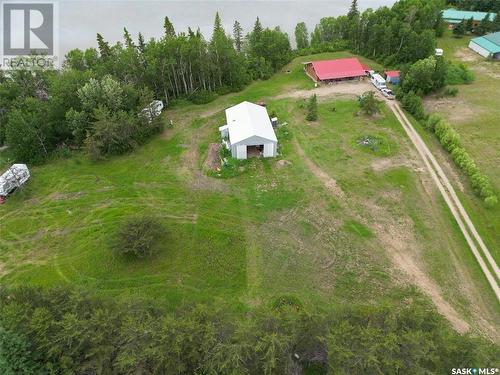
[
  {"xmin": 236, "ymin": 145, "xmax": 247, "ymax": 159},
  {"xmin": 468, "ymin": 41, "xmax": 491, "ymax": 58},
  {"xmin": 263, "ymin": 143, "xmax": 276, "ymax": 157}
]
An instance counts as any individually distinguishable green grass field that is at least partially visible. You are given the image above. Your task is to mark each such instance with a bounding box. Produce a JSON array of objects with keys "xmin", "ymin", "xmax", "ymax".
[
  {"xmin": 423, "ymin": 31, "xmax": 500, "ymax": 262},
  {"xmin": 0, "ymin": 52, "xmax": 498, "ymax": 336}
]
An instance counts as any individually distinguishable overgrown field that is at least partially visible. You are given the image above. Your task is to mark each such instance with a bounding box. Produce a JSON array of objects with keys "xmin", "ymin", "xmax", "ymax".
[{"xmin": 0, "ymin": 53, "xmax": 498, "ymax": 338}]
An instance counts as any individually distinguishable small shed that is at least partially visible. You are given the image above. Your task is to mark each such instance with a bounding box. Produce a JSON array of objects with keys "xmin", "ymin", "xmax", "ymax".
[
  {"xmin": 219, "ymin": 101, "xmax": 278, "ymax": 160},
  {"xmin": 385, "ymin": 70, "xmax": 400, "ymax": 84}
]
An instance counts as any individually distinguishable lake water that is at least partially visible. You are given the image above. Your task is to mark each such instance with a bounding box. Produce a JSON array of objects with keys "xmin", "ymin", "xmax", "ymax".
[{"xmin": 59, "ymin": 0, "xmax": 396, "ymax": 56}]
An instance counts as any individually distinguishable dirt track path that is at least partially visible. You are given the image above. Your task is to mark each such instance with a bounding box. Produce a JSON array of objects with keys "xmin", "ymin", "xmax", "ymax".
[{"xmin": 389, "ymin": 102, "xmax": 500, "ymax": 302}]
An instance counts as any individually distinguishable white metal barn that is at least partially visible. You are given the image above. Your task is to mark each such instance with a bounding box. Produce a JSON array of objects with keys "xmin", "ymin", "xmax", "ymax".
[{"xmin": 219, "ymin": 101, "xmax": 278, "ymax": 160}]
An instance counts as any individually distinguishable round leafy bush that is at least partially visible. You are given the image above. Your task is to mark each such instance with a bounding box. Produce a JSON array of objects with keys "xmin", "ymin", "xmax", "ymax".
[
  {"xmin": 484, "ymin": 195, "xmax": 498, "ymax": 208},
  {"xmin": 112, "ymin": 216, "xmax": 165, "ymax": 258}
]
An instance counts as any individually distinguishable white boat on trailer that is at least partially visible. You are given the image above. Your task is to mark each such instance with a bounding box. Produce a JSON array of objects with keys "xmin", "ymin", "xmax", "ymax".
[{"xmin": 0, "ymin": 164, "xmax": 30, "ymax": 203}]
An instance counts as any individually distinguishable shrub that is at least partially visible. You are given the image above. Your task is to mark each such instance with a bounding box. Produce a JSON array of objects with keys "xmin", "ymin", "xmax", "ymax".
[
  {"xmin": 189, "ymin": 90, "xmax": 218, "ymax": 105},
  {"xmin": 85, "ymin": 109, "xmax": 139, "ymax": 161},
  {"xmin": 359, "ymin": 91, "xmax": 381, "ymax": 116},
  {"xmin": 401, "ymin": 91, "xmax": 425, "ymax": 120},
  {"xmin": 443, "ymin": 86, "xmax": 459, "ymax": 97},
  {"xmin": 484, "ymin": 195, "xmax": 498, "ymax": 208},
  {"xmin": 435, "ymin": 121, "xmax": 461, "ymax": 152},
  {"xmin": 445, "ymin": 63, "xmax": 474, "ymax": 85},
  {"xmin": 425, "ymin": 114, "xmax": 442, "ymax": 131},
  {"xmin": 112, "ymin": 216, "xmax": 165, "ymax": 258}
]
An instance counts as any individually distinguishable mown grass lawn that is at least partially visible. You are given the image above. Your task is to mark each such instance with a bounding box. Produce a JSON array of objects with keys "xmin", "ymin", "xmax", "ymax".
[{"xmin": 0, "ymin": 53, "xmax": 498, "ymax": 334}]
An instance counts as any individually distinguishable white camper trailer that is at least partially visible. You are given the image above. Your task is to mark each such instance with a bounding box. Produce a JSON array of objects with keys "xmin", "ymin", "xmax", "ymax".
[
  {"xmin": 0, "ymin": 164, "xmax": 30, "ymax": 199},
  {"xmin": 370, "ymin": 74, "xmax": 386, "ymax": 90}
]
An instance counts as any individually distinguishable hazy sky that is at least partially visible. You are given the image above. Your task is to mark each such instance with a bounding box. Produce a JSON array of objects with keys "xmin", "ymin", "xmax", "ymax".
[{"xmin": 59, "ymin": 0, "xmax": 396, "ymax": 56}]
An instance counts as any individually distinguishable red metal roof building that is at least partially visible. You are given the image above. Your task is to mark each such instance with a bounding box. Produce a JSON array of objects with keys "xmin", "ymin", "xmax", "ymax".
[{"xmin": 305, "ymin": 58, "xmax": 369, "ymax": 82}]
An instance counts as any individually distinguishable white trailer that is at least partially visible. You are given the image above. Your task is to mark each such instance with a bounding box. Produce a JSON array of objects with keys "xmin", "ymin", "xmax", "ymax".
[
  {"xmin": 370, "ymin": 74, "xmax": 387, "ymax": 90},
  {"xmin": 0, "ymin": 164, "xmax": 30, "ymax": 198}
]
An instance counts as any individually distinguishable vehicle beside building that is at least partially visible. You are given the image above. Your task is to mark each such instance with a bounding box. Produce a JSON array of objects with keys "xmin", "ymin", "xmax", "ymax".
[{"xmin": 370, "ymin": 73, "xmax": 387, "ymax": 90}]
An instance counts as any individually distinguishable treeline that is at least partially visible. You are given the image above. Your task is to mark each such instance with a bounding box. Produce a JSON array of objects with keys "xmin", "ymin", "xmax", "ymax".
[
  {"xmin": 446, "ymin": 0, "xmax": 500, "ymax": 12},
  {"xmin": 295, "ymin": 0, "xmax": 444, "ymax": 66},
  {"xmin": 1, "ymin": 286, "xmax": 498, "ymax": 374},
  {"xmin": 65, "ymin": 14, "xmax": 291, "ymax": 102},
  {"xmin": 0, "ymin": 14, "xmax": 291, "ymax": 164}
]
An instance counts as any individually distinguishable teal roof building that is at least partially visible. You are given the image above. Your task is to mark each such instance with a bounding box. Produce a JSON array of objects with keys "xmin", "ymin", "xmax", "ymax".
[
  {"xmin": 442, "ymin": 9, "xmax": 495, "ymax": 24},
  {"xmin": 469, "ymin": 32, "xmax": 500, "ymax": 59}
]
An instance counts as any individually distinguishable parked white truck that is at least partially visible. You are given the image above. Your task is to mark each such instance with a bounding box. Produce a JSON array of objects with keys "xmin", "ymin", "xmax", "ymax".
[{"xmin": 370, "ymin": 73, "xmax": 387, "ymax": 90}]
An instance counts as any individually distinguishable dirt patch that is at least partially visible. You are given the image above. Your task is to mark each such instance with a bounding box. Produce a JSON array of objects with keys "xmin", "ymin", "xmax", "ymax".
[
  {"xmin": 204, "ymin": 143, "xmax": 221, "ymax": 171},
  {"xmin": 190, "ymin": 173, "xmax": 229, "ymax": 193},
  {"xmin": 423, "ymin": 97, "xmax": 479, "ymax": 124},
  {"xmin": 276, "ymin": 81, "xmax": 376, "ymax": 101},
  {"xmin": 473, "ymin": 64, "xmax": 500, "ymax": 80},
  {"xmin": 371, "ymin": 157, "xmax": 419, "ymax": 173},
  {"xmin": 294, "ymin": 141, "xmax": 345, "ymax": 199},
  {"xmin": 276, "ymin": 159, "xmax": 292, "ymax": 168},
  {"xmin": 454, "ymin": 47, "xmax": 481, "ymax": 63}
]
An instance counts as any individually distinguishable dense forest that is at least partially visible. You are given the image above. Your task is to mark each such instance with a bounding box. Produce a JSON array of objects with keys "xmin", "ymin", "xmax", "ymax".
[{"xmin": 1, "ymin": 286, "xmax": 498, "ymax": 374}]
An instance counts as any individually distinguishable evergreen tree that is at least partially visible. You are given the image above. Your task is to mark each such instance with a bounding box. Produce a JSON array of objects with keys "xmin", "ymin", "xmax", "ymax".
[
  {"xmin": 137, "ymin": 32, "xmax": 146, "ymax": 54},
  {"xmin": 348, "ymin": 0, "xmax": 359, "ymax": 20},
  {"xmin": 477, "ymin": 13, "xmax": 492, "ymax": 34},
  {"xmin": 306, "ymin": 94, "xmax": 318, "ymax": 121},
  {"xmin": 359, "ymin": 91, "xmax": 380, "ymax": 116},
  {"xmin": 492, "ymin": 13, "xmax": 500, "ymax": 31},
  {"xmin": 466, "ymin": 17, "xmax": 474, "ymax": 32},
  {"xmin": 123, "ymin": 27, "xmax": 134, "ymax": 49},
  {"xmin": 233, "ymin": 20, "xmax": 243, "ymax": 53},
  {"xmin": 213, "ymin": 12, "xmax": 223, "ymax": 34},
  {"xmin": 253, "ymin": 17, "xmax": 263, "ymax": 38},
  {"xmin": 295, "ymin": 22, "xmax": 309, "ymax": 50},
  {"xmin": 96, "ymin": 33, "xmax": 111, "ymax": 59},
  {"xmin": 163, "ymin": 16, "xmax": 176, "ymax": 38},
  {"xmin": 453, "ymin": 20, "xmax": 466, "ymax": 37}
]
